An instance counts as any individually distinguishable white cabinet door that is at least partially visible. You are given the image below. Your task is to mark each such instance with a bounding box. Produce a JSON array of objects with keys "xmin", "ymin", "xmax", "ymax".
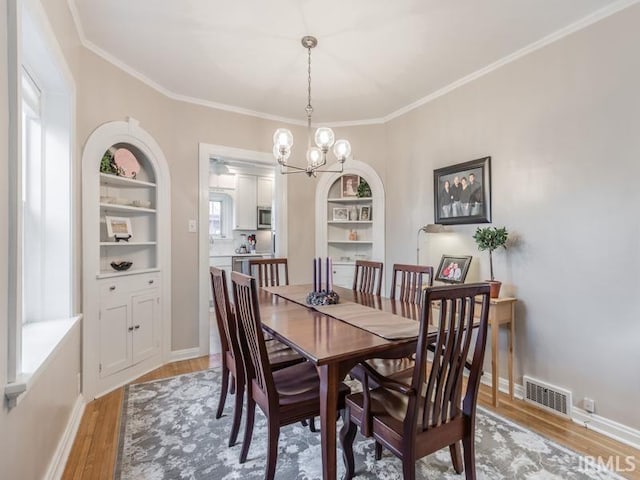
[
  {"xmin": 257, "ymin": 177, "xmax": 273, "ymax": 207},
  {"xmin": 233, "ymin": 174, "xmax": 257, "ymax": 230},
  {"xmin": 99, "ymin": 295, "xmax": 132, "ymax": 377},
  {"xmin": 332, "ymin": 264, "xmax": 354, "ymax": 289},
  {"xmin": 131, "ymin": 291, "xmax": 159, "ymax": 364}
]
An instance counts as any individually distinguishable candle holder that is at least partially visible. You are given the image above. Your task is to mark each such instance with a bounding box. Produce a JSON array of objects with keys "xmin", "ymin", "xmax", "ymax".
[
  {"xmin": 306, "ymin": 289, "xmax": 340, "ymax": 306},
  {"xmin": 308, "ymin": 256, "xmax": 339, "ymax": 305}
]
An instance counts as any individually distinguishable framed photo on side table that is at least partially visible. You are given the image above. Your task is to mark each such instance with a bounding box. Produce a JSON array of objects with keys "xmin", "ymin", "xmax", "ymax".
[
  {"xmin": 433, "ymin": 156, "xmax": 491, "ymax": 225},
  {"xmin": 435, "ymin": 255, "xmax": 472, "ymax": 284}
]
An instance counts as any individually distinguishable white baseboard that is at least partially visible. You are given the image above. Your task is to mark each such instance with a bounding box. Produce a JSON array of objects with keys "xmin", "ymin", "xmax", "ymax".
[
  {"xmin": 166, "ymin": 346, "xmax": 203, "ymax": 362},
  {"xmin": 573, "ymin": 407, "xmax": 640, "ymax": 450},
  {"xmin": 480, "ymin": 371, "xmax": 525, "ymax": 399},
  {"xmin": 481, "ymin": 373, "xmax": 640, "ymax": 450},
  {"xmin": 45, "ymin": 394, "xmax": 86, "ymax": 480}
]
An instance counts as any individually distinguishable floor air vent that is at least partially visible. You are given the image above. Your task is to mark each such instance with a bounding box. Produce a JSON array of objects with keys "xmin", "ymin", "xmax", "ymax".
[{"xmin": 523, "ymin": 375, "xmax": 572, "ymax": 418}]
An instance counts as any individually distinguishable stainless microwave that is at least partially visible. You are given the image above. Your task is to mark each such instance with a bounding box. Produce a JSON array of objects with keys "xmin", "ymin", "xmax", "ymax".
[{"xmin": 257, "ymin": 206, "xmax": 272, "ymax": 229}]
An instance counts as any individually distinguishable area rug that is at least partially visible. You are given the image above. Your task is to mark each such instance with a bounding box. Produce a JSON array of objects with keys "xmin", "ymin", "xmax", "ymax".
[{"xmin": 115, "ymin": 369, "xmax": 622, "ymax": 480}]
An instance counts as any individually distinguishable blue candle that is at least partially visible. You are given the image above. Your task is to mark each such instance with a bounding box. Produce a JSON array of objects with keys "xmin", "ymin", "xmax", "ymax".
[{"xmin": 326, "ymin": 257, "xmax": 330, "ymax": 292}]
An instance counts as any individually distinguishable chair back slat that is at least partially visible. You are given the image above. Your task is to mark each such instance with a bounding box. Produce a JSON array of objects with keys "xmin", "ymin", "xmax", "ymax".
[
  {"xmin": 353, "ymin": 260, "xmax": 383, "ymax": 296},
  {"xmin": 409, "ymin": 284, "xmax": 490, "ymax": 434},
  {"xmin": 390, "ymin": 264, "xmax": 434, "ymax": 304},
  {"xmin": 210, "ymin": 267, "xmax": 239, "ymax": 359},
  {"xmin": 248, "ymin": 257, "xmax": 289, "ymax": 287},
  {"xmin": 231, "ymin": 272, "xmax": 274, "ymax": 398}
]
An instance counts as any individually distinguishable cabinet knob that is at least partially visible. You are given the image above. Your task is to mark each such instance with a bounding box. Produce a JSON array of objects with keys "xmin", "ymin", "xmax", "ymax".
[
  {"xmin": 128, "ymin": 326, "xmax": 134, "ymax": 331},
  {"xmin": 148, "ymin": 280, "xmax": 154, "ymax": 284},
  {"xmin": 109, "ymin": 285, "xmax": 116, "ymax": 291},
  {"xmin": 134, "ymin": 325, "xmax": 141, "ymax": 330}
]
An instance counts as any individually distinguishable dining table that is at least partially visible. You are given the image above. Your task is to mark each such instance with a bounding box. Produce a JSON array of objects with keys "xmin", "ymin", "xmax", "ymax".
[{"xmin": 257, "ymin": 284, "xmax": 436, "ymax": 480}]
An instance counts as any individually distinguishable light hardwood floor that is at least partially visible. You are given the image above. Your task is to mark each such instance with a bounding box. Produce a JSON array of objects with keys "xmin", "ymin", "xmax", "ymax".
[{"xmin": 62, "ymin": 355, "xmax": 639, "ymax": 479}]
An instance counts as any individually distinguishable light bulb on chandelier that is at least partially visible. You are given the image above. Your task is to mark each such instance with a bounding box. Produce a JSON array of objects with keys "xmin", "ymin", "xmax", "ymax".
[{"xmin": 272, "ymin": 36, "xmax": 352, "ymax": 177}]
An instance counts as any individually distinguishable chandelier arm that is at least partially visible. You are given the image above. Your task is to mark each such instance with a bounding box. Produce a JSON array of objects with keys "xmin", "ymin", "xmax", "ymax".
[{"xmin": 279, "ymin": 164, "xmax": 310, "ymax": 174}]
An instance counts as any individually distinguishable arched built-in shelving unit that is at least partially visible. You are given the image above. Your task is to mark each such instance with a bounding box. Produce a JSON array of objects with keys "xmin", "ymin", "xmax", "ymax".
[
  {"xmin": 315, "ymin": 160, "xmax": 385, "ymax": 292},
  {"xmin": 81, "ymin": 117, "xmax": 171, "ymax": 399}
]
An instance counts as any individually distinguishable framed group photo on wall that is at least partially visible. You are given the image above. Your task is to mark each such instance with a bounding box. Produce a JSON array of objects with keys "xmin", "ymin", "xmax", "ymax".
[
  {"xmin": 435, "ymin": 255, "xmax": 472, "ymax": 284},
  {"xmin": 433, "ymin": 156, "xmax": 491, "ymax": 225}
]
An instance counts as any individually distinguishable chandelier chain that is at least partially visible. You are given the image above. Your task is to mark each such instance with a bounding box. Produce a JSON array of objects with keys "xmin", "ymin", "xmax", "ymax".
[{"xmin": 307, "ymin": 45, "xmax": 312, "ymax": 115}]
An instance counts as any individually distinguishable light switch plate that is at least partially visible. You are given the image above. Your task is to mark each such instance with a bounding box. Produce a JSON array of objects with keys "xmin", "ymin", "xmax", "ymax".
[{"xmin": 188, "ymin": 219, "xmax": 197, "ymax": 233}]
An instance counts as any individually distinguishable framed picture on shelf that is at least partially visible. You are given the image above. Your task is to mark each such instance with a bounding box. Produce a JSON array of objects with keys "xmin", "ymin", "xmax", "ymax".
[
  {"xmin": 359, "ymin": 205, "xmax": 371, "ymax": 221},
  {"xmin": 105, "ymin": 216, "xmax": 133, "ymax": 241},
  {"xmin": 433, "ymin": 156, "xmax": 491, "ymax": 225},
  {"xmin": 435, "ymin": 255, "xmax": 472, "ymax": 284},
  {"xmin": 341, "ymin": 174, "xmax": 360, "ymax": 198},
  {"xmin": 332, "ymin": 207, "xmax": 349, "ymax": 221}
]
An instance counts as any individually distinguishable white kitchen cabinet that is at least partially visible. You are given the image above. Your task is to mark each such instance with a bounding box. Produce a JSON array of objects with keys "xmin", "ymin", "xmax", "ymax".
[
  {"xmin": 98, "ymin": 273, "xmax": 160, "ymax": 377},
  {"xmin": 257, "ymin": 176, "xmax": 273, "ymax": 207},
  {"xmin": 209, "ymin": 173, "xmax": 236, "ymax": 190},
  {"xmin": 233, "ymin": 174, "xmax": 257, "ymax": 230}
]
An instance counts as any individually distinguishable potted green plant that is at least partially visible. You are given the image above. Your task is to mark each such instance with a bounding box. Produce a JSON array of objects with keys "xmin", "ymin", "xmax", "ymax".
[{"xmin": 473, "ymin": 226, "xmax": 508, "ymax": 298}]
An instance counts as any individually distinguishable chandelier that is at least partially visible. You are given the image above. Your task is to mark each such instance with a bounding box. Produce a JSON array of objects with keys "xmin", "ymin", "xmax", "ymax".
[{"xmin": 273, "ymin": 36, "xmax": 351, "ymax": 177}]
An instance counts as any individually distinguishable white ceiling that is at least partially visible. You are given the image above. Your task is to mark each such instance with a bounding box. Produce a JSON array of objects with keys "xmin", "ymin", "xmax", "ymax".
[{"xmin": 73, "ymin": 0, "xmax": 623, "ymax": 124}]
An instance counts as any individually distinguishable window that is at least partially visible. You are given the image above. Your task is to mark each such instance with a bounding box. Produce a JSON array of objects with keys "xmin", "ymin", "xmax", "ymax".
[
  {"xmin": 209, "ymin": 192, "xmax": 232, "ymax": 239},
  {"xmin": 6, "ymin": 0, "xmax": 76, "ymax": 397}
]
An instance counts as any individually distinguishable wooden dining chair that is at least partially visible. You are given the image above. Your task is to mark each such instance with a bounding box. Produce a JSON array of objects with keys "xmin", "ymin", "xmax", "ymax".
[
  {"xmin": 231, "ymin": 271, "xmax": 350, "ymax": 480},
  {"xmin": 210, "ymin": 267, "xmax": 305, "ymax": 447},
  {"xmin": 390, "ymin": 263, "xmax": 434, "ymax": 304},
  {"xmin": 353, "ymin": 260, "xmax": 383, "ymax": 296},
  {"xmin": 248, "ymin": 257, "xmax": 289, "ymax": 287},
  {"xmin": 350, "ymin": 263, "xmax": 433, "ymax": 386},
  {"xmin": 246, "ymin": 256, "xmax": 319, "ymax": 431},
  {"xmin": 340, "ymin": 283, "xmax": 491, "ymax": 480}
]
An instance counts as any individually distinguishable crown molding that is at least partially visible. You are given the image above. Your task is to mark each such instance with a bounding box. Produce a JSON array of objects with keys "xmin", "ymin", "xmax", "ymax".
[{"xmin": 68, "ymin": 0, "xmax": 639, "ymax": 127}]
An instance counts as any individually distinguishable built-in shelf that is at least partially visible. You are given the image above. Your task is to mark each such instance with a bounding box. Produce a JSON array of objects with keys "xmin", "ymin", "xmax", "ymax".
[
  {"xmin": 327, "ymin": 197, "xmax": 373, "ymax": 204},
  {"xmin": 328, "ymin": 240, "xmax": 373, "ymax": 244},
  {"xmin": 99, "ymin": 203, "xmax": 156, "ymax": 213},
  {"xmin": 327, "ymin": 220, "xmax": 373, "ymax": 225},
  {"xmin": 96, "ymin": 267, "xmax": 161, "ymax": 279},
  {"xmin": 99, "ymin": 241, "xmax": 157, "ymax": 246},
  {"xmin": 100, "ymin": 172, "xmax": 156, "ymax": 188}
]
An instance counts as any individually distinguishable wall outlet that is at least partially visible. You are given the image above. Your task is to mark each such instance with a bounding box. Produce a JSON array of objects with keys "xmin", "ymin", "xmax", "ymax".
[
  {"xmin": 584, "ymin": 397, "xmax": 595, "ymax": 413},
  {"xmin": 188, "ymin": 219, "xmax": 197, "ymax": 233}
]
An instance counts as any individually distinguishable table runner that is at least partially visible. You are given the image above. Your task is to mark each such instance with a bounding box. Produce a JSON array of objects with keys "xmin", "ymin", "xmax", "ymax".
[{"xmin": 263, "ymin": 285, "xmax": 419, "ymax": 340}]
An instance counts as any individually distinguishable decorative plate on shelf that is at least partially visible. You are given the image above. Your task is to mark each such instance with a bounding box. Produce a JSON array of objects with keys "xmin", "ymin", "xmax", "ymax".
[{"xmin": 114, "ymin": 148, "xmax": 140, "ymax": 179}]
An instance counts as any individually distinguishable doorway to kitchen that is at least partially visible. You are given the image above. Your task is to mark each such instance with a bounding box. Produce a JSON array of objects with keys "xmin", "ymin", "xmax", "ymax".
[{"xmin": 198, "ymin": 143, "xmax": 288, "ymax": 357}]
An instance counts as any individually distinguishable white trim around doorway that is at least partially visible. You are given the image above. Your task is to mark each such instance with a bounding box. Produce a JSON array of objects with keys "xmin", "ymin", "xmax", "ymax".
[{"xmin": 197, "ymin": 143, "xmax": 288, "ymax": 355}]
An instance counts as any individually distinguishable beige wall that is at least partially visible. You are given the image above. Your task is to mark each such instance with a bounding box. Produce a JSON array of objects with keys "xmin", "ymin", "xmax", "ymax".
[{"xmin": 386, "ymin": 5, "xmax": 640, "ymax": 429}]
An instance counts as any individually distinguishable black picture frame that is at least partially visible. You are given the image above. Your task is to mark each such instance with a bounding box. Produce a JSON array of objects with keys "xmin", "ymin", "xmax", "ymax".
[
  {"xmin": 435, "ymin": 255, "xmax": 473, "ymax": 284},
  {"xmin": 433, "ymin": 156, "xmax": 491, "ymax": 225}
]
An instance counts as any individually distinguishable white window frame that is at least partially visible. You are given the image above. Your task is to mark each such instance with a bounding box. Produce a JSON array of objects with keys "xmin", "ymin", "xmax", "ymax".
[
  {"xmin": 209, "ymin": 191, "xmax": 233, "ymax": 239},
  {"xmin": 5, "ymin": 0, "xmax": 79, "ymax": 406}
]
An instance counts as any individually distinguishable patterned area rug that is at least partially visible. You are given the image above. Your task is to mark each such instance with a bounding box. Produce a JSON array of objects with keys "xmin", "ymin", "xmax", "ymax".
[{"xmin": 115, "ymin": 369, "xmax": 621, "ymax": 480}]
